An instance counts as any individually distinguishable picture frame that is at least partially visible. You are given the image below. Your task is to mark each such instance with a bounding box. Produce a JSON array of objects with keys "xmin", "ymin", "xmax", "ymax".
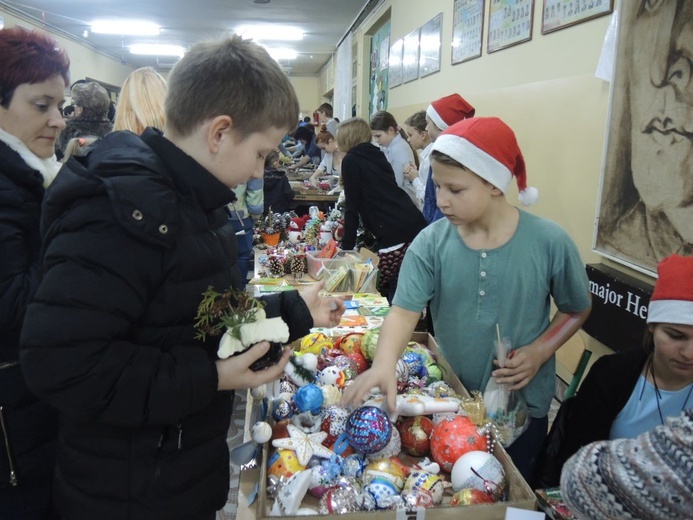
[
  {"xmin": 487, "ymin": 0, "xmax": 534, "ymax": 54},
  {"xmin": 419, "ymin": 13, "xmax": 443, "ymax": 78},
  {"xmin": 593, "ymin": 3, "xmax": 692, "ymax": 275},
  {"xmin": 402, "ymin": 28, "xmax": 420, "ymax": 83},
  {"xmin": 388, "ymin": 38, "xmax": 404, "ymax": 88},
  {"xmin": 452, "ymin": 0, "xmax": 485, "ymax": 65},
  {"xmin": 541, "ymin": 0, "xmax": 613, "ymax": 35}
]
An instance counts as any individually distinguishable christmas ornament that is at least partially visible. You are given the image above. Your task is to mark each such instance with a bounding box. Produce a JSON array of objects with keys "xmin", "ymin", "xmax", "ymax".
[
  {"xmin": 430, "ymin": 415, "xmax": 487, "ymax": 472},
  {"xmin": 398, "ymin": 416, "xmax": 434, "ymax": 456},
  {"xmin": 395, "ymin": 489, "xmax": 436, "ymax": 511},
  {"xmin": 317, "ymin": 480, "xmax": 363, "ymax": 514},
  {"xmin": 345, "ymin": 351, "xmax": 368, "ymax": 373},
  {"xmin": 320, "ymin": 384, "xmax": 342, "ymax": 407},
  {"xmin": 271, "ymin": 424, "xmax": 335, "ymax": 466},
  {"xmin": 299, "ymin": 332, "xmax": 334, "ymax": 356},
  {"xmin": 337, "ymin": 332, "xmax": 364, "ymax": 355},
  {"xmin": 269, "ymin": 469, "xmax": 312, "ymax": 516},
  {"xmin": 320, "ymin": 406, "xmax": 350, "ymax": 446},
  {"xmin": 360, "ymin": 328, "xmax": 380, "ymax": 362},
  {"xmin": 268, "ymin": 448, "xmax": 306, "ymax": 478},
  {"xmin": 365, "ymin": 477, "xmax": 398, "ymax": 509},
  {"xmin": 402, "ymin": 467, "xmax": 445, "ymax": 504},
  {"xmin": 342, "ymin": 454, "xmax": 366, "ymax": 479},
  {"xmin": 284, "ymin": 353, "xmax": 318, "ymax": 387},
  {"xmin": 345, "ymin": 406, "xmax": 392, "ymax": 455},
  {"xmin": 362, "ymin": 458, "xmax": 407, "ymax": 491},
  {"xmin": 317, "ymin": 366, "xmax": 346, "ymax": 388},
  {"xmin": 294, "ymin": 384, "xmax": 324, "ymax": 414},
  {"xmin": 450, "ymin": 487, "xmax": 495, "ymax": 506},
  {"xmin": 450, "ymin": 450, "xmax": 507, "ymax": 500},
  {"xmin": 365, "ymin": 426, "xmax": 401, "ymax": 461},
  {"xmin": 271, "ymin": 395, "xmax": 294, "ymax": 422},
  {"xmin": 267, "ymin": 255, "xmax": 285, "ymax": 277}
]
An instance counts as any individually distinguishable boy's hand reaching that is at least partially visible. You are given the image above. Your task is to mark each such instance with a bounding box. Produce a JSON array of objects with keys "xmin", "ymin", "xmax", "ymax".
[
  {"xmin": 216, "ymin": 342, "xmax": 293, "ymax": 391},
  {"xmin": 340, "ymin": 363, "xmax": 398, "ymax": 413},
  {"xmin": 491, "ymin": 343, "xmax": 545, "ymax": 391}
]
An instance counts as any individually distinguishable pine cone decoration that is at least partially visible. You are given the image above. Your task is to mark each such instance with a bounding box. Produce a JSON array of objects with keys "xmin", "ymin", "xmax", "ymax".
[
  {"xmin": 290, "ymin": 256, "xmax": 307, "ymax": 279},
  {"xmin": 267, "ymin": 256, "xmax": 285, "ymax": 277},
  {"xmin": 303, "ymin": 225, "xmax": 318, "ymax": 246}
]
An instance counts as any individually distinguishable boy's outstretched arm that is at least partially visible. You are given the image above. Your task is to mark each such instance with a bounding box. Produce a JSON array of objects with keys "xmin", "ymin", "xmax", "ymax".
[
  {"xmin": 340, "ymin": 305, "xmax": 420, "ymax": 412},
  {"xmin": 492, "ymin": 305, "xmax": 592, "ymax": 391}
]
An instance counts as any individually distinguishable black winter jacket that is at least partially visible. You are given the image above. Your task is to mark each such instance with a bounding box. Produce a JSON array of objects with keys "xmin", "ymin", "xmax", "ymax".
[
  {"xmin": 341, "ymin": 142, "xmax": 426, "ymax": 251},
  {"xmin": 263, "ymin": 168, "xmax": 294, "ymax": 215},
  {"xmin": 0, "ymin": 139, "xmax": 59, "ymax": 510},
  {"xmin": 533, "ymin": 347, "xmax": 647, "ymax": 488},
  {"xmin": 20, "ymin": 129, "xmax": 313, "ymax": 520}
]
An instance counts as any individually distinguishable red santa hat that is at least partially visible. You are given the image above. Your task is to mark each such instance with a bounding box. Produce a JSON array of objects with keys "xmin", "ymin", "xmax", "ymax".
[
  {"xmin": 426, "ymin": 93, "xmax": 475, "ymax": 130},
  {"xmin": 431, "ymin": 117, "xmax": 539, "ymax": 206},
  {"xmin": 647, "ymin": 254, "xmax": 693, "ymax": 325}
]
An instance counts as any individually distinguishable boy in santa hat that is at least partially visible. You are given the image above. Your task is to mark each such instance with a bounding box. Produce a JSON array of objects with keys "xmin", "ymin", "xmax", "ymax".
[
  {"xmin": 422, "ymin": 93, "xmax": 475, "ymax": 223},
  {"xmin": 343, "ymin": 117, "xmax": 592, "ymax": 482}
]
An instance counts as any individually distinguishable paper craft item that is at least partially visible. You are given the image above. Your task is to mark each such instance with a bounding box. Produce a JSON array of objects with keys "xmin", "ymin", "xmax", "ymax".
[
  {"xmin": 338, "ymin": 314, "xmax": 368, "ymax": 328},
  {"xmin": 351, "ymin": 294, "xmax": 389, "ymax": 307},
  {"xmin": 324, "ymin": 265, "xmax": 349, "ymax": 292}
]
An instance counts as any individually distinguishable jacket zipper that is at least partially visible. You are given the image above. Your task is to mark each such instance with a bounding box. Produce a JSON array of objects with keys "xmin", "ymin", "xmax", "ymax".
[{"xmin": 0, "ymin": 406, "xmax": 18, "ymax": 487}]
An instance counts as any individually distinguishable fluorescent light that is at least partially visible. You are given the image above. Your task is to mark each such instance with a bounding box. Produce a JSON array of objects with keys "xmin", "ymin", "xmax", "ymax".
[
  {"xmin": 264, "ymin": 47, "xmax": 297, "ymax": 61},
  {"xmin": 129, "ymin": 44, "xmax": 186, "ymax": 58},
  {"xmin": 237, "ymin": 25, "xmax": 303, "ymax": 41},
  {"xmin": 91, "ymin": 20, "xmax": 160, "ymax": 36}
]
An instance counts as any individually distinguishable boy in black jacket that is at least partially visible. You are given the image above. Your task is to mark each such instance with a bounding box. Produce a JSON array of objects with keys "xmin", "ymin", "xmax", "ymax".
[
  {"xmin": 20, "ymin": 36, "xmax": 344, "ymax": 520},
  {"xmin": 263, "ymin": 150, "xmax": 294, "ymax": 214}
]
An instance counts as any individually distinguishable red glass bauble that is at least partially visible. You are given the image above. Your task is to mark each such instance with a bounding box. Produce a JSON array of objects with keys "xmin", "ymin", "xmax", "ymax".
[{"xmin": 429, "ymin": 415, "xmax": 487, "ymax": 472}]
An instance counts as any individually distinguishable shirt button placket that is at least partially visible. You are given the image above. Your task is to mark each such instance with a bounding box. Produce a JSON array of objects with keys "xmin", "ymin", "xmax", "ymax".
[{"xmin": 479, "ymin": 251, "xmax": 488, "ymax": 303}]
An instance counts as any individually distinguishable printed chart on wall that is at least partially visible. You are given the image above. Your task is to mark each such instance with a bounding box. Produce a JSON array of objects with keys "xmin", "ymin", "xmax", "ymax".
[
  {"xmin": 487, "ymin": 0, "xmax": 534, "ymax": 53},
  {"xmin": 369, "ymin": 21, "xmax": 391, "ymax": 118}
]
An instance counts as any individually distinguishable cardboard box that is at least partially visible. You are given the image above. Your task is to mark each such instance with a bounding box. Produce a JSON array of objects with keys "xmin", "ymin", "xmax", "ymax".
[{"xmin": 253, "ymin": 332, "xmax": 536, "ymax": 519}]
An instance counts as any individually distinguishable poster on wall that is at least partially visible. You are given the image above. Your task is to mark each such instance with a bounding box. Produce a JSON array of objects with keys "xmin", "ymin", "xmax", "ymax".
[
  {"xmin": 388, "ymin": 38, "xmax": 404, "ymax": 88},
  {"xmin": 487, "ymin": 0, "xmax": 534, "ymax": 53},
  {"xmin": 402, "ymin": 28, "xmax": 420, "ymax": 83},
  {"xmin": 452, "ymin": 0, "xmax": 485, "ymax": 64},
  {"xmin": 541, "ymin": 0, "xmax": 613, "ymax": 35},
  {"xmin": 419, "ymin": 13, "xmax": 443, "ymax": 78},
  {"xmin": 594, "ymin": 2, "xmax": 693, "ymax": 275},
  {"xmin": 369, "ymin": 21, "xmax": 391, "ymax": 118}
]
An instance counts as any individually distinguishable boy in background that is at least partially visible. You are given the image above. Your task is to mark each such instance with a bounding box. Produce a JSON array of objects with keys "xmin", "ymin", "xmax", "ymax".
[
  {"xmin": 263, "ymin": 150, "xmax": 295, "ymax": 214},
  {"xmin": 342, "ymin": 117, "xmax": 591, "ymax": 481},
  {"xmin": 21, "ymin": 36, "xmax": 344, "ymax": 520}
]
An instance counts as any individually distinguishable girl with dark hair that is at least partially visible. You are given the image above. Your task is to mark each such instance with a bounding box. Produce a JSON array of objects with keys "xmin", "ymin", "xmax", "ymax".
[
  {"xmin": 534, "ymin": 254, "xmax": 693, "ymax": 489},
  {"xmin": 0, "ymin": 25, "xmax": 70, "ymax": 519},
  {"xmin": 370, "ymin": 110, "xmax": 420, "ymax": 208}
]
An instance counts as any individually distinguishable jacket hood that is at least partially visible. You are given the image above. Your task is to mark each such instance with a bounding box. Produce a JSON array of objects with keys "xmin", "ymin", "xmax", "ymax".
[{"xmin": 348, "ymin": 142, "xmax": 390, "ymax": 168}]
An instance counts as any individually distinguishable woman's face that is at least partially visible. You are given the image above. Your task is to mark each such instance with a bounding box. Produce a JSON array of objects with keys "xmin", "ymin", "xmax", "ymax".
[
  {"xmin": 318, "ymin": 139, "xmax": 337, "ymax": 154},
  {"xmin": 371, "ymin": 127, "xmax": 395, "ymax": 147},
  {"xmin": 0, "ymin": 75, "xmax": 66, "ymax": 159},
  {"xmin": 404, "ymin": 124, "xmax": 428, "ymax": 150},
  {"xmin": 652, "ymin": 322, "xmax": 693, "ymax": 384}
]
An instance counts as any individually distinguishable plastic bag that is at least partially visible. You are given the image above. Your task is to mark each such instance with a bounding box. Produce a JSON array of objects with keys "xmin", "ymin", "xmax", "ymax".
[{"xmin": 483, "ymin": 336, "xmax": 530, "ymax": 447}]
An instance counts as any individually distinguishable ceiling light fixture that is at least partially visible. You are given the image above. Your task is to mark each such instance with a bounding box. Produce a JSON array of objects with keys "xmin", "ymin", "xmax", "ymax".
[
  {"xmin": 236, "ymin": 25, "xmax": 303, "ymax": 41},
  {"xmin": 129, "ymin": 44, "xmax": 186, "ymax": 58},
  {"xmin": 253, "ymin": 0, "xmax": 271, "ymax": 4},
  {"xmin": 264, "ymin": 47, "xmax": 297, "ymax": 61},
  {"xmin": 90, "ymin": 20, "xmax": 160, "ymax": 36}
]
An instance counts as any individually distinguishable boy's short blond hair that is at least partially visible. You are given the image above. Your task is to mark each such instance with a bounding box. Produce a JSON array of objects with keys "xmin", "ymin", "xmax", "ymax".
[
  {"xmin": 336, "ymin": 117, "xmax": 372, "ymax": 153},
  {"xmin": 165, "ymin": 35, "xmax": 299, "ymax": 138},
  {"xmin": 113, "ymin": 67, "xmax": 167, "ymax": 134}
]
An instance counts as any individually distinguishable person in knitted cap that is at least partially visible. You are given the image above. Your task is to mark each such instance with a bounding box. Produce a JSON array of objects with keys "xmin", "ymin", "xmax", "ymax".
[
  {"xmin": 535, "ymin": 254, "xmax": 693, "ymax": 489},
  {"xmin": 421, "ymin": 93, "xmax": 475, "ymax": 223},
  {"xmin": 56, "ymin": 81, "xmax": 113, "ymax": 155},
  {"xmin": 342, "ymin": 116, "xmax": 592, "ymax": 482}
]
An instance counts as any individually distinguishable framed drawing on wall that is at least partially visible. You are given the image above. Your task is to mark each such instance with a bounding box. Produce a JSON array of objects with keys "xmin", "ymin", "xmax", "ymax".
[
  {"xmin": 452, "ymin": 0, "xmax": 484, "ymax": 64},
  {"xmin": 487, "ymin": 0, "xmax": 534, "ymax": 53},
  {"xmin": 402, "ymin": 28, "xmax": 420, "ymax": 83},
  {"xmin": 594, "ymin": 2, "xmax": 693, "ymax": 275},
  {"xmin": 388, "ymin": 38, "xmax": 403, "ymax": 88},
  {"xmin": 541, "ymin": 0, "xmax": 613, "ymax": 35},
  {"xmin": 419, "ymin": 13, "xmax": 443, "ymax": 78}
]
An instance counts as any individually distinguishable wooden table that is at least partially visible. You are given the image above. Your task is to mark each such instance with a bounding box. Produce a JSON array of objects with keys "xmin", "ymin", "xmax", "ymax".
[{"xmin": 289, "ymin": 191, "xmax": 338, "ymax": 215}]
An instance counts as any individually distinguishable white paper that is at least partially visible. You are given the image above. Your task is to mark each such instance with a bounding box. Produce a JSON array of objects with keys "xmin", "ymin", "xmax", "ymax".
[
  {"xmin": 595, "ymin": 10, "xmax": 618, "ymax": 82},
  {"xmin": 504, "ymin": 506, "xmax": 546, "ymax": 520}
]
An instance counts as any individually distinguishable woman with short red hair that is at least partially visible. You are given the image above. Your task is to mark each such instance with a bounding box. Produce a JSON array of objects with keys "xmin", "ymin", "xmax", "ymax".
[{"xmin": 0, "ymin": 25, "xmax": 70, "ymax": 519}]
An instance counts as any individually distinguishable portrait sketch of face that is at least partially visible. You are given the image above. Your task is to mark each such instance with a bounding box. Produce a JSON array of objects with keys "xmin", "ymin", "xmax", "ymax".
[{"xmin": 595, "ymin": 0, "xmax": 693, "ymax": 273}]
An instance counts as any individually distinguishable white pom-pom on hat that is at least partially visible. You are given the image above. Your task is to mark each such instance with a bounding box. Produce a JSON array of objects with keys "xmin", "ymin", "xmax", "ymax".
[{"xmin": 518, "ymin": 186, "xmax": 539, "ymax": 206}]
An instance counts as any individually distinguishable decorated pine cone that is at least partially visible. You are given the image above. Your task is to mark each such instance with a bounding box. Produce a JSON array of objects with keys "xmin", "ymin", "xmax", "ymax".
[
  {"xmin": 267, "ymin": 256, "xmax": 285, "ymax": 277},
  {"xmin": 290, "ymin": 256, "xmax": 307, "ymax": 277},
  {"xmin": 303, "ymin": 225, "xmax": 318, "ymax": 246}
]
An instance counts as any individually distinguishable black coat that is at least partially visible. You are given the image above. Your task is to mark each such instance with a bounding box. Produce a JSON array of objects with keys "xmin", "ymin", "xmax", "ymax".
[
  {"xmin": 533, "ymin": 347, "xmax": 647, "ymax": 488},
  {"xmin": 0, "ymin": 139, "xmax": 58, "ymax": 511},
  {"xmin": 263, "ymin": 168, "xmax": 294, "ymax": 214},
  {"xmin": 20, "ymin": 129, "xmax": 313, "ymax": 520},
  {"xmin": 341, "ymin": 142, "xmax": 426, "ymax": 250}
]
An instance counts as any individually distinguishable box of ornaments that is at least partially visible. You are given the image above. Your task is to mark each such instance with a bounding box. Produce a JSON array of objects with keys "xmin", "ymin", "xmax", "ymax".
[{"xmin": 249, "ymin": 330, "xmax": 536, "ymax": 519}]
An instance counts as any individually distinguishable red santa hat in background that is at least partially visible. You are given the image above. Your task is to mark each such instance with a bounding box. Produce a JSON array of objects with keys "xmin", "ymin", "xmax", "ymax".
[
  {"xmin": 431, "ymin": 117, "xmax": 539, "ymax": 206},
  {"xmin": 426, "ymin": 93, "xmax": 475, "ymax": 130},
  {"xmin": 647, "ymin": 254, "xmax": 693, "ymax": 325}
]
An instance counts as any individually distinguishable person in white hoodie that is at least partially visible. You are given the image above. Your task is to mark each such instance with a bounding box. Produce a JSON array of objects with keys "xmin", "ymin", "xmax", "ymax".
[{"xmin": 0, "ymin": 26, "xmax": 70, "ymax": 519}]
